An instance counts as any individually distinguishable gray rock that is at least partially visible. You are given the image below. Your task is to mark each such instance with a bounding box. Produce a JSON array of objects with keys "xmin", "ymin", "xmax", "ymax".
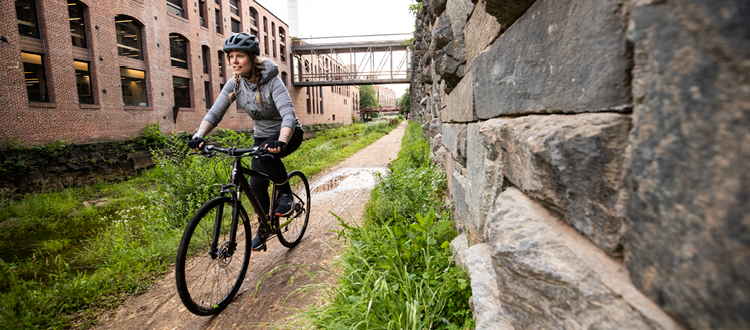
[
  {"xmin": 472, "ymin": 0, "xmax": 631, "ymax": 118},
  {"xmin": 444, "ymin": 70, "xmax": 475, "ymax": 123},
  {"xmin": 484, "ymin": 188, "xmax": 683, "ymax": 330},
  {"xmin": 451, "ymin": 170, "xmax": 469, "ymax": 233},
  {"xmin": 449, "ymin": 233, "xmax": 469, "ymax": 267},
  {"xmin": 479, "ymin": 113, "xmax": 631, "ymax": 256},
  {"xmin": 28, "ymin": 170, "xmax": 43, "ymax": 184},
  {"xmin": 465, "ymin": 122, "xmax": 505, "ymax": 246},
  {"xmin": 427, "ymin": 0, "xmax": 447, "ymax": 16},
  {"xmin": 430, "ymin": 14, "xmax": 454, "ymax": 58},
  {"xmin": 462, "ymin": 243, "xmax": 515, "ymax": 330},
  {"xmin": 624, "ymin": 1, "xmax": 750, "ymax": 329},
  {"xmin": 463, "ymin": 1, "xmax": 501, "ymax": 66},
  {"xmin": 127, "ymin": 151, "xmax": 155, "ymax": 170},
  {"xmin": 441, "ymin": 123, "xmax": 467, "ymax": 167},
  {"xmin": 484, "ymin": 0, "xmax": 536, "ymax": 28},
  {"xmin": 447, "ymin": 0, "xmax": 474, "ymax": 38}
]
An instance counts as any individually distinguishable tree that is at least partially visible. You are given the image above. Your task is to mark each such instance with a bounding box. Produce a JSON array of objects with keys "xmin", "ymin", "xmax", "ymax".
[
  {"xmin": 359, "ymin": 85, "xmax": 380, "ymax": 109},
  {"xmin": 397, "ymin": 88, "xmax": 410, "ymax": 115}
]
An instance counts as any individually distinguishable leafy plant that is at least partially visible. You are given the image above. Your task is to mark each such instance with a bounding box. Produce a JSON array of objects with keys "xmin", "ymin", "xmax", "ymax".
[{"xmin": 302, "ymin": 120, "xmax": 473, "ymax": 329}]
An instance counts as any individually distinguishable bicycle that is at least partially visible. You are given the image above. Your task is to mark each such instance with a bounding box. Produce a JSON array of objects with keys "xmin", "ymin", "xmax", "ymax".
[{"xmin": 174, "ymin": 144, "xmax": 311, "ymax": 316}]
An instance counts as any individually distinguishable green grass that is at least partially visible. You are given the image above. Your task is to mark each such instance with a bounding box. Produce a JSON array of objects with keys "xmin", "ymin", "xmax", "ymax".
[
  {"xmin": 299, "ymin": 120, "xmax": 474, "ymax": 329},
  {"xmin": 0, "ymin": 120, "xmax": 400, "ymax": 329}
]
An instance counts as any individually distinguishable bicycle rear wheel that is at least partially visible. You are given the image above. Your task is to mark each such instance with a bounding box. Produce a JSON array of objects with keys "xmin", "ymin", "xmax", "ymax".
[
  {"xmin": 175, "ymin": 196, "xmax": 251, "ymax": 316},
  {"xmin": 277, "ymin": 171, "xmax": 310, "ymax": 248}
]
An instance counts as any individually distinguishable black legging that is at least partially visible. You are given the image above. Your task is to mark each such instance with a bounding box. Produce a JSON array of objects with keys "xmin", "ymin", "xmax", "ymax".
[{"xmin": 250, "ymin": 128, "xmax": 304, "ymax": 215}]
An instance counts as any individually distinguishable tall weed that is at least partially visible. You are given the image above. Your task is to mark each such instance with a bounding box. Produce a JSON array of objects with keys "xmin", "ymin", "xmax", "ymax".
[{"xmin": 303, "ymin": 121, "xmax": 473, "ymax": 329}]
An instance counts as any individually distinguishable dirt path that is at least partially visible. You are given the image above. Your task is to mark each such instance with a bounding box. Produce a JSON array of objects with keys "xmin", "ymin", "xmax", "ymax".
[{"xmin": 95, "ymin": 121, "xmax": 407, "ymax": 330}]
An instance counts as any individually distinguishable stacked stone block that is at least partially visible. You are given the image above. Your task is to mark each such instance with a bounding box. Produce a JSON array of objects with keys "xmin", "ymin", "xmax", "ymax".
[{"xmin": 411, "ymin": 0, "xmax": 750, "ymax": 329}]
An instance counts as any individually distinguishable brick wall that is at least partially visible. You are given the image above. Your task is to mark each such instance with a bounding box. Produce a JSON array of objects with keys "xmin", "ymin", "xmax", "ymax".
[{"xmin": 0, "ymin": 0, "xmax": 358, "ymax": 147}]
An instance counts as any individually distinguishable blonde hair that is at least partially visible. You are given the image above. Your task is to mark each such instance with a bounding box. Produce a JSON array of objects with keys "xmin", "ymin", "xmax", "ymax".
[{"xmin": 228, "ymin": 52, "xmax": 266, "ymax": 106}]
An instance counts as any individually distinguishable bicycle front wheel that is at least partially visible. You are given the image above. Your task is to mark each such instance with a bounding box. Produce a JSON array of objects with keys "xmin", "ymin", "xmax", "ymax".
[
  {"xmin": 277, "ymin": 171, "xmax": 310, "ymax": 248},
  {"xmin": 175, "ymin": 196, "xmax": 251, "ymax": 316}
]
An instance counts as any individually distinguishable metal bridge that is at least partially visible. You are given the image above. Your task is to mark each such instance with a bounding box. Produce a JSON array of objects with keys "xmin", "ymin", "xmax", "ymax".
[{"xmin": 291, "ymin": 34, "xmax": 412, "ymax": 86}]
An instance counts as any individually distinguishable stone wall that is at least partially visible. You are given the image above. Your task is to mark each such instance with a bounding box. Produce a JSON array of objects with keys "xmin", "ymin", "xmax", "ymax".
[
  {"xmin": 412, "ymin": 0, "xmax": 749, "ymax": 329},
  {"xmin": 0, "ymin": 141, "xmax": 157, "ymax": 196}
]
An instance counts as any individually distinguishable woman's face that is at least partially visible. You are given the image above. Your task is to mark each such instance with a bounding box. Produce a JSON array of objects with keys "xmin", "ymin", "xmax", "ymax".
[{"xmin": 228, "ymin": 50, "xmax": 252, "ymax": 77}]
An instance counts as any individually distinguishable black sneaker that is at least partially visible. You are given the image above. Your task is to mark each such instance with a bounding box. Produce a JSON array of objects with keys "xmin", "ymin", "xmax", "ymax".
[
  {"xmin": 275, "ymin": 194, "xmax": 293, "ymax": 217},
  {"xmin": 250, "ymin": 232, "xmax": 265, "ymax": 251}
]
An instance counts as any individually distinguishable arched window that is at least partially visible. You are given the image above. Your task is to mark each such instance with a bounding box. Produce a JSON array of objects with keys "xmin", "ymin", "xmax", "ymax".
[
  {"xmin": 169, "ymin": 33, "xmax": 188, "ymax": 69},
  {"xmin": 271, "ymin": 22, "xmax": 275, "ymax": 37},
  {"xmin": 249, "ymin": 7, "xmax": 258, "ymax": 27},
  {"xmin": 68, "ymin": 1, "xmax": 88, "ymax": 47},
  {"xmin": 16, "ymin": 0, "xmax": 40, "ymax": 38},
  {"xmin": 202, "ymin": 45, "xmax": 210, "ymax": 74},
  {"xmin": 115, "ymin": 15, "xmax": 143, "ymax": 60},
  {"xmin": 263, "ymin": 16, "xmax": 267, "ymax": 32},
  {"xmin": 217, "ymin": 50, "xmax": 225, "ymax": 77},
  {"xmin": 279, "ymin": 27, "xmax": 285, "ymax": 43},
  {"xmin": 281, "ymin": 72, "xmax": 288, "ymax": 86}
]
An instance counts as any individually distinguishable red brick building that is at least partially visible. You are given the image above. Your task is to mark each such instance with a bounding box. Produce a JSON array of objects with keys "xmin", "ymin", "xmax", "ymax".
[{"xmin": 1, "ymin": 0, "xmax": 359, "ymax": 146}]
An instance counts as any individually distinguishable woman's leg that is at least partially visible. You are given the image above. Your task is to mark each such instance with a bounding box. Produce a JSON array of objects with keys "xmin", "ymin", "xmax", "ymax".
[{"xmin": 255, "ymin": 128, "xmax": 304, "ymax": 195}]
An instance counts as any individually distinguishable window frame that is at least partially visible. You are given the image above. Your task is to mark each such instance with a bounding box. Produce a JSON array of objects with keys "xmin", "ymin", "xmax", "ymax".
[
  {"xmin": 21, "ymin": 52, "xmax": 49, "ymax": 103},
  {"xmin": 68, "ymin": 1, "xmax": 88, "ymax": 48},
  {"xmin": 74, "ymin": 60, "xmax": 94, "ymax": 104},
  {"xmin": 120, "ymin": 67, "xmax": 149, "ymax": 107},
  {"xmin": 169, "ymin": 33, "xmax": 189, "ymax": 70},
  {"xmin": 16, "ymin": 0, "xmax": 40, "ymax": 38},
  {"xmin": 115, "ymin": 15, "xmax": 144, "ymax": 60}
]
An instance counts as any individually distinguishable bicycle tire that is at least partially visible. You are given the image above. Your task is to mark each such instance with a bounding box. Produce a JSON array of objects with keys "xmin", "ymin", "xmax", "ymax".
[
  {"xmin": 276, "ymin": 170, "xmax": 310, "ymax": 248},
  {"xmin": 175, "ymin": 196, "xmax": 251, "ymax": 316}
]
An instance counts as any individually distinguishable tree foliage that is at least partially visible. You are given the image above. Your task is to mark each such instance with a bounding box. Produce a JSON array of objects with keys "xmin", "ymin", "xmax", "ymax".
[
  {"xmin": 359, "ymin": 85, "xmax": 380, "ymax": 109},
  {"xmin": 398, "ymin": 87, "xmax": 411, "ymax": 114}
]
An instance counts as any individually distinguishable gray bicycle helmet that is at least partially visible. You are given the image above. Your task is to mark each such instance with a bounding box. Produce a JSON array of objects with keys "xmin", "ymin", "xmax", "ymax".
[{"xmin": 223, "ymin": 33, "xmax": 260, "ymax": 56}]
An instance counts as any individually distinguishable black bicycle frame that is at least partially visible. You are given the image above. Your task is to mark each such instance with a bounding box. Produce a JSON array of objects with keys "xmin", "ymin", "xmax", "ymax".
[{"xmin": 208, "ymin": 156, "xmax": 278, "ymax": 258}]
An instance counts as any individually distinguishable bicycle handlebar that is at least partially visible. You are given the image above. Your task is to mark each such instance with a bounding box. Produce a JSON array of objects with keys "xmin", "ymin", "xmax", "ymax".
[{"xmin": 189, "ymin": 145, "xmax": 272, "ymax": 158}]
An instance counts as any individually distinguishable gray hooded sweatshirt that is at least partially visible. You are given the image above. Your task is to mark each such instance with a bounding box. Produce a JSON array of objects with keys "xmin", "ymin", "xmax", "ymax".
[{"xmin": 203, "ymin": 59, "xmax": 301, "ymax": 138}]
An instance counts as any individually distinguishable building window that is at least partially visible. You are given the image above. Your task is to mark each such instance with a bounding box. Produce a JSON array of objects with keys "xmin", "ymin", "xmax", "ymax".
[
  {"xmin": 271, "ymin": 22, "xmax": 275, "ymax": 37},
  {"xmin": 249, "ymin": 7, "xmax": 258, "ymax": 27},
  {"xmin": 68, "ymin": 1, "xmax": 87, "ymax": 48},
  {"xmin": 279, "ymin": 27, "xmax": 285, "ymax": 43},
  {"xmin": 115, "ymin": 16, "xmax": 143, "ymax": 60},
  {"xmin": 251, "ymin": 29, "xmax": 258, "ymax": 37},
  {"xmin": 332, "ymin": 114, "xmax": 335, "ymax": 121},
  {"xmin": 202, "ymin": 45, "xmax": 210, "ymax": 74},
  {"xmin": 120, "ymin": 67, "xmax": 148, "ymax": 106},
  {"xmin": 167, "ymin": 0, "xmax": 185, "ymax": 18},
  {"xmin": 264, "ymin": 36, "xmax": 268, "ymax": 55},
  {"xmin": 263, "ymin": 16, "xmax": 267, "ymax": 32},
  {"xmin": 74, "ymin": 61, "xmax": 93, "ymax": 104},
  {"xmin": 204, "ymin": 81, "xmax": 212, "ymax": 109},
  {"xmin": 218, "ymin": 51, "xmax": 225, "ymax": 77},
  {"xmin": 280, "ymin": 44, "xmax": 286, "ymax": 62},
  {"xmin": 228, "ymin": 0, "xmax": 239, "ymax": 16},
  {"xmin": 272, "ymin": 40, "xmax": 276, "ymax": 58},
  {"xmin": 169, "ymin": 33, "xmax": 188, "ymax": 70},
  {"xmin": 199, "ymin": 0, "xmax": 207, "ymax": 27},
  {"xmin": 231, "ymin": 18, "xmax": 240, "ymax": 33},
  {"xmin": 173, "ymin": 76, "xmax": 190, "ymax": 108},
  {"xmin": 16, "ymin": 0, "xmax": 40, "ymax": 38},
  {"xmin": 22, "ymin": 52, "xmax": 48, "ymax": 102},
  {"xmin": 281, "ymin": 72, "xmax": 288, "ymax": 86},
  {"xmin": 215, "ymin": 9, "xmax": 222, "ymax": 34}
]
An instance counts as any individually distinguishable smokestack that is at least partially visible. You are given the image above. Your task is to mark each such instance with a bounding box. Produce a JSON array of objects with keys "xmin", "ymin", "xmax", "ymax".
[{"xmin": 287, "ymin": 0, "xmax": 299, "ymax": 38}]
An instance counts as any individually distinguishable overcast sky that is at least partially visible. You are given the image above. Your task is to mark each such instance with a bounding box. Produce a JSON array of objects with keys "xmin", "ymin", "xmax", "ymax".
[{"xmin": 257, "ymin": 0, "xmax": 417, "ymax": 97}]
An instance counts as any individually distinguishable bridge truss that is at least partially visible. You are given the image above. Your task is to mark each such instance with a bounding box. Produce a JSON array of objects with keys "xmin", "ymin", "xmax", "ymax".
[{"xmin": 291, "ymin": 37, "xmax": 411, "ymax": 86}]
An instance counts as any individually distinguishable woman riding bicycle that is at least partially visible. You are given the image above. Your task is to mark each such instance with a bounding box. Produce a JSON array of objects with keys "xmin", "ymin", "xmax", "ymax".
[{"xmin": 188, "ymin": 32, "xmax": 303, "ymax": 248}]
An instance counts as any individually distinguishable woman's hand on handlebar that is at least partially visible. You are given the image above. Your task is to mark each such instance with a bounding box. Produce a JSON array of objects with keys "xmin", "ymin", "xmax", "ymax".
[
  {"xmin": 264, "ymin": 140, "xmax": 286, "ymax": 154},
  {"xmin": 188, "ymin": 137, "xmax": 206, "ymax": 151}
]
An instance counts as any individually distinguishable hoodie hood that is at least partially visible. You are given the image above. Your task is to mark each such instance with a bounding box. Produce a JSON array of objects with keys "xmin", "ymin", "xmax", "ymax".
[{"xmin": 257, "ymin": 59, "xmax": 279, "ymax": 84}]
